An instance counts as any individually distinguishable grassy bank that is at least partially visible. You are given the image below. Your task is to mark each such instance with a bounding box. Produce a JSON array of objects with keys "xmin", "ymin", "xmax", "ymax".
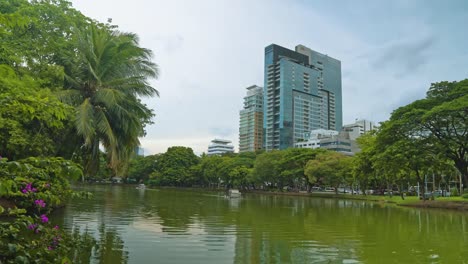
[{"xmin": 243, "ymin": 190, "xmax": 468, "ymax": 211}]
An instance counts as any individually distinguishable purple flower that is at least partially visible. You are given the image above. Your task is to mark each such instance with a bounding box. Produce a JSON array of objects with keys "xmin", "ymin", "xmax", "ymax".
[
  {"xmin": 40, "ymin": 214, "xmax": 48, "ymax": 223},
  {"xmin": 34, "ymin": 199, "xmax": 46, "ymax": 208},
  {"xmin": 22, "ymin": 183, "xmax": 37, "ymax": 194},
  {"xmin": 47, "ymin": 246, "xmax": 53, "ymax": 250},
  {"xmin": 53, "ymin": 225, "xmax": 59, "ymax": 230},
  {"xmin": 27, "ymin": 224, "xmax": 38, "ymax": 230}
]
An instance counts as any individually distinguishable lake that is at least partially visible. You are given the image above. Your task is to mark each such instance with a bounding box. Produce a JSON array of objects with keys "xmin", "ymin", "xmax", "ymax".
[{"xmin": 52, "ymin": 185, "xmax": 468, "ymax": 263}]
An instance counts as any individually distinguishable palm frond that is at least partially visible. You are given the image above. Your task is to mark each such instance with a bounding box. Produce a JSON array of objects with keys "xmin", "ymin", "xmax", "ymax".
[{"xmin": 75, "ymin": 98, "xmax": 95, "ymax": 146}]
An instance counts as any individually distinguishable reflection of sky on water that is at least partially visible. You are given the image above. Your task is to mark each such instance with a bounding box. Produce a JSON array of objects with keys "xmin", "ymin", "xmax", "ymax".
[
  {"xmin": 53, "ymin": 185, "xmax": 468, "ymax": 264},
  {"xmin": 128, "ymin": 218, "xmax": 236, "ymax": 263}
]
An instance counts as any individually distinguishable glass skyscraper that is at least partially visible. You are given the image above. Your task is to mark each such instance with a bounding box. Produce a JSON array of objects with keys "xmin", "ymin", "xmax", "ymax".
[
  {"xmin": 239, "ymin": 85, "xmax": 263, "ymax": 153},
  {"xmin": 263, "ymin": 44, "xmax": 342, "ymax": 151}
]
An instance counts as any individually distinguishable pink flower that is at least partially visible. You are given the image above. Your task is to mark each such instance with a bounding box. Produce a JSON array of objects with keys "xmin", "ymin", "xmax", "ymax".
[
  {"xmin": 54, "ymin": 225, "xmax": 59, "ymax": 230},
  {"xmin": 40, "ymin": 214, "xmax": 48, "ymax": 223},
  {"xmin": 22, "ymin": 183, "xmax": 37, "ymax": 194},
  {"xmin": 34, "ymin": 199, "xmax": 46, "ymax": 208}
]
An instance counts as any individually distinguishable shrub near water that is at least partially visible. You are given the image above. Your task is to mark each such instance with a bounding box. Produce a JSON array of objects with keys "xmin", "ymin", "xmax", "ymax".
[{"xmin": 0, "ymin": 157, "xmax": 95, "ymax": 263}]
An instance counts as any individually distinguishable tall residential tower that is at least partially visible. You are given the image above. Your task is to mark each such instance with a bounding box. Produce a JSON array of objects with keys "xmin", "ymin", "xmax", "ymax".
[
  {"xmin": 239, "ymin": 85, "xmax": 264, "ymax": 153},
  {"xmin": 263, "ymin": 44, "xmax": 342, "ymax": 150}
]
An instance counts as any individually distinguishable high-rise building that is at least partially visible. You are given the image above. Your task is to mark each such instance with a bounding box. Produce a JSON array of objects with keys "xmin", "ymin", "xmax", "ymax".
[
  {"xmin": 263, "ymin": 44, "xmax": 342, "ymax": 150},
  {"xmin": 239, "ymin": 85, "xmax": 264, "ymax": 153},
  {"xmin": 207, "ymin": 139, "xmax": 234, "ymax": 156}
]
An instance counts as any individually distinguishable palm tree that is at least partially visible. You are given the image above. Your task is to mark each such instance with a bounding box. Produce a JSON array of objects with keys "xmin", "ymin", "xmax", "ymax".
[{"xmin": 61, "ymin": 24, "xmax": 158, "ymax": 177}]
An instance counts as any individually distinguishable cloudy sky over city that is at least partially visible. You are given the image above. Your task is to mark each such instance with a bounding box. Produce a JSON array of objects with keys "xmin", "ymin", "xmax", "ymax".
[{"xmin": 71, "ymin": 0, "xmax": 468, "ymax": 154}]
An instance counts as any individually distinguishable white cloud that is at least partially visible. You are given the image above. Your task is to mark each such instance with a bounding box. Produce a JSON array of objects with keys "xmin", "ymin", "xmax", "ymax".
[{"xmin": 72, "ymin": 0, "xmax": 468, "ymax": 153}]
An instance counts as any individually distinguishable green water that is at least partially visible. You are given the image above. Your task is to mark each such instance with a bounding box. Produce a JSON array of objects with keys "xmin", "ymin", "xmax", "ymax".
[{"xmin": 52, "ymin": 185, "xmax": 468, "ymax": 264}]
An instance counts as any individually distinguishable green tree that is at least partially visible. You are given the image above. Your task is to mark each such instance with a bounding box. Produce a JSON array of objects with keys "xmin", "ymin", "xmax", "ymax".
[
  {"xmin": 372, "ymin": 80, "xmax": 468, "ymax": 198},
  {"xmin": 196, "ymin": 155, "xmax": 226, "ymax": 188},
  {"xmin": 252, "ymin": 151, "xmax": 284, "ymax": 190},
  {"xmin": 375, "ymin": 116, "xmax": 442, "ymax": 200},
  {"xmin": 149, "ymin": 147, "xmax": 199, "ymax": 186},
  {"xmin": 0, "ymin": 65, "xmax": 73, "ymax": 160},
  {"xmin": 0, "ymin": 0, "xmax": 91, "ymax": 88},
  {"xmin": 305, "ymin": 151, "xmax": 353, "ymax": 194},
  {"xmin": 218, "ymin": 155, "xmax": 255, "ymax": 189},
  {"xmin": 352, "ymin": 132, "xmax": 378, "ymax": 195},
  {"xmin": 276, "ymin": 148, "xmax": 325, "ymax": 192},
  {"xmin": 127, "ymin": 155, "xmax": 159, "ymax": 183},
  {"xmin": 421, "ymin": 80, "xmax": 468, "ymax": 187},
  {"xmin": 61, "ymin": 24, "xmax": 159, "ymax": 177}
]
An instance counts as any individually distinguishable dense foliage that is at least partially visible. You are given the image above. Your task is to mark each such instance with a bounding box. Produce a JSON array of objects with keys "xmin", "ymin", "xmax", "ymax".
[
  {"xmin": 130, "ymin": 148, "xmax": 353, "ymax": 192},
  {"xmin": 353, "ymin": 80, "xmax": 467, "ymax": 199},
  {"xmin": 0, "ymin": 65, "xmax": 73, "ymax": 160},
  {"xmin": 0, "ymin": 0, "xmax": 159, "ymax": 177},
  {"xmin": 0, "ymin": 157, "xmax": 94, "ymax": 263},
  {"xmin": 1, "ymin": 0, "xmax": 159, "ymax": 262}
]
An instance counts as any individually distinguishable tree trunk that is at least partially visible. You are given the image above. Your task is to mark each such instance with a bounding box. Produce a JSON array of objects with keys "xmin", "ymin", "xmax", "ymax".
[
  {"xmin": 454, "ymin": 157, "xmax": 467, "ymax": 194},
  {"xmin": 399, "ymin": 184, "xmax": 405, "ymax": 200}
]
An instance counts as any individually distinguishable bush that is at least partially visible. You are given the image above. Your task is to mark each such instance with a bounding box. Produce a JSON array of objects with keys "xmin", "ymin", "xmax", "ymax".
[
  {"xmin": 451, "ymin": 187, "xmax": 459, "ymax": 196},
  {"xmin": 0, "ymin": 157, "xmax": 95, "ymax": 263},
  {"xmin": 462, "ymin": 193, "xmax": 468, "ymax": 199}
]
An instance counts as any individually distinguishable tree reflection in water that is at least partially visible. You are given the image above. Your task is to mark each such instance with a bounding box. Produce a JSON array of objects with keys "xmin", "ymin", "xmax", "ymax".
[{"xmin": 94, "ymin": 224, "xmax": 129, "ymax": 264}]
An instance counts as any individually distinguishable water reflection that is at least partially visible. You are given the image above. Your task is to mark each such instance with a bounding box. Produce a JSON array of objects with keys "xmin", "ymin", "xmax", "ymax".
[
  {"xmin": 53, "ymin": 185, "xmax": 468, "ymax": 263},
  {"xmin": 94, "ymin": 224, "xmax": 128, "ymax": 264}
]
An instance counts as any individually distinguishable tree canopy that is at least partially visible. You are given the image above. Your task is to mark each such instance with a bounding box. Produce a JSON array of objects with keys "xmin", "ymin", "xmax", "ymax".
[{"xmin": 0, "ymin": 0, "xmax": 159, "ymax": 177}]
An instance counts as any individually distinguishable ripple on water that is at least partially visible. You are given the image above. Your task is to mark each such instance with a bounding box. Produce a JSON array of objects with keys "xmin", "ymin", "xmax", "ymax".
[{"xmin": 55, "ymin": 186, "xmax": 468, "ymax": 264}]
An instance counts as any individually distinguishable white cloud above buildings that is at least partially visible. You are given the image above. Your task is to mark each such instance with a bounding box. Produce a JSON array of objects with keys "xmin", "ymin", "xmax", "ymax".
[{"xmin": 71, "ymin": 0, "xmax": 468, "ymax": 154}]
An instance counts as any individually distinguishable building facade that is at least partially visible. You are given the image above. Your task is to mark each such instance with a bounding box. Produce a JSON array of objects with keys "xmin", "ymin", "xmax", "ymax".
[
  {"xmin": 239, "ymin": 85, "xmax": 264, "ymax": 153},
  {"xmin": 342, "ymin": 119, "xmax": 377, "ymax": 140},
  {"xmin": 294, "ymin": 129, "xmax": 356, "ymax": 155},
  {"xmin": 263, "ymin": 44, "xmax": 342, "ymax": 151},
  {"xmin": 207, "ymin": 139, "xmax": 234, "ymax": 156}
]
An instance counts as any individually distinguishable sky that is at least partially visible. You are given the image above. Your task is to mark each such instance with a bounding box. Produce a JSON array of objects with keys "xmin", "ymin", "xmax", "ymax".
[{"xmin": 71, "ymin": 0, "xmax": 468, "ymax": 155}]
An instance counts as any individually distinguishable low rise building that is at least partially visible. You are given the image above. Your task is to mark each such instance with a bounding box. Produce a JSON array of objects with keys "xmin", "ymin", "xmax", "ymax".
[
  {"xmin": 342, "ymin": 119, "xmax": 378, "ymax": 140},
  {"xmin": 294, "ymin": 129, "xmax": 357, "ymax": 155}
]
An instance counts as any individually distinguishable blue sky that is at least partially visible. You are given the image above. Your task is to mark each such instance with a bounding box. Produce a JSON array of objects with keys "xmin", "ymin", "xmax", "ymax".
[{"xmin": 71, "ymin": 0, "xmax": 468, "ymax": 154}]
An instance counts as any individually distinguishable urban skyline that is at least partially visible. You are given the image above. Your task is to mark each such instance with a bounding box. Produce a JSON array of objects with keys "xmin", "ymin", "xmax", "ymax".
[{"xmin": 71, "ymin": 0, "xmax": 468, "ymax": 154}]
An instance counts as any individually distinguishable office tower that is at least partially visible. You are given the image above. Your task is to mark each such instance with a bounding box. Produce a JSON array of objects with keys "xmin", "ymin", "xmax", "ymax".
[
  {"xmin": 263, "ymin": 44, "xmax": 342, "ymax": 150},
  {"xmin": 207, "ymin": 139, "xmax": 234, "ymax": 156},
  {"xmin": 239, "ymin": 85, "xmax": 264, "ymax": 153}
]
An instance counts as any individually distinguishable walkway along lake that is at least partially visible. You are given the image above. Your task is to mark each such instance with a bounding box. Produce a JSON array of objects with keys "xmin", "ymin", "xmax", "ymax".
[{"xmin": 51, "ymin": 185, "xmax": 468, "ymax": 263}]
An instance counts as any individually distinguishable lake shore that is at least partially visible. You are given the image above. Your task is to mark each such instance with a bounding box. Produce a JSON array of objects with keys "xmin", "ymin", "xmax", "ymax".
[
  {"xmin": 85, "ymin": 184, "xmax": 468, "ymax": 212},
  {"xmin": 241, "ymin": 190, "xmax": 468, "ymax": 211}
]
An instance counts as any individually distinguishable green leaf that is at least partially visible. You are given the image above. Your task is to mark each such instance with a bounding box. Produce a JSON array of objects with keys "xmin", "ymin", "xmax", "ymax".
[
  {"xmin": 62, "ymin": 257, "xmax": 72, "ymax": 264},
  {"xmin": 8, "ymin": 243, "xmax": 17, "ymax": 253}
]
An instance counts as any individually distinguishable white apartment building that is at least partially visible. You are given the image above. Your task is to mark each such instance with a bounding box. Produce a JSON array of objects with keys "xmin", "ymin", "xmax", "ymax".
[
  {"xmin": 207, "ymin": 139, "xmax": 235, "ymax": 156},
  {"xmin": 294, "ymin": 129, "xmax": 356, "ymax": 155}
]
